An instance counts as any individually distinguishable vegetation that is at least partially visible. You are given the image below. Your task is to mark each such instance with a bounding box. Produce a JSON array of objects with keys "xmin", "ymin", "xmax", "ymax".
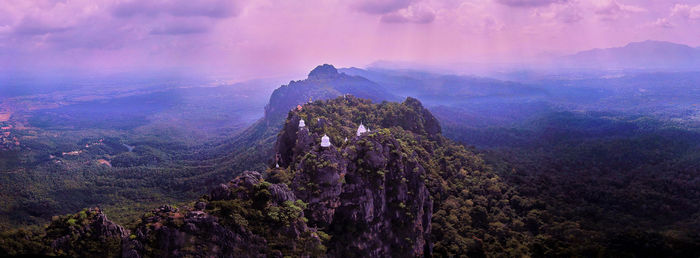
[
  {"xmin": 205, "ymin": 178, "xmax": 326, "ymax": 256},
  {"xmin": 2, "ymin": 64, "xmax": 700, "ymax": 256},
  {"xmin": 448, "ymin": 111, "xmax": 700, "ymax": 256},
  {"xmin": 279, "ymin": 96, "xmax": 579, "ymax": 256},
  {"xmin": 0, "ymin": 84, "xmax": 268, "ymax": 229},
  {"xmin": 0, "ymin": 208, "xmax": 124, "ymax": 257},
  {"xmin": 2, "ymin": 94, "xmax": 700, "ymax": 256}
]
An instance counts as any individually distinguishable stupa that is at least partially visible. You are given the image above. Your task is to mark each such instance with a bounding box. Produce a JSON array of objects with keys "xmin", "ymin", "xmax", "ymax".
[
  {"xmin": 321, "ymin": 134, "xmax": 331, "ymax": 147},
  {"xmin": 356, "ymin": 122, "xmax": 367, "ymax": 136}
]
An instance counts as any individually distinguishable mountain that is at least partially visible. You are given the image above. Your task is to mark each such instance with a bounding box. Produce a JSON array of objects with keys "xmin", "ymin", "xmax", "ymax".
[
  {"xmin": 340, "ymin": 67, "xmax": 546, "ymax": 106},
  {"xmin": 3, "ymin": 96, "xmax": 699, "ymax": 257},
  {"xmin": 0, "ymin": 96, "xmax": 565, "ymax": 257},
  {"xmin": 339, "ymin": 67, "xmax": 564, "ymax": 131},
  {"xmin": 562, "ymin": 40, "xmax": 700, "ymax": 70},
  {"xmin": 198, "ymin": 64, "xmax": 400, "ymax": 173},
  {"xmin": 265, "ymin": 64, "xmax": 399, "ymax": 123}
]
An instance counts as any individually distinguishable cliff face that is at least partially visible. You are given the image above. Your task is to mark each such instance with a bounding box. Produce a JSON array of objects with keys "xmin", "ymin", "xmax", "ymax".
[
  {"xmin": 273, "ymin": 96, "xmax": 439, "ymax": 256},
  {"xmin": 122, "ymin": 204, "xmax": 265, "ymax": 258},
  {"xmin": 123, "ymin": 170, "xmax": 324, "ymax": 258}
]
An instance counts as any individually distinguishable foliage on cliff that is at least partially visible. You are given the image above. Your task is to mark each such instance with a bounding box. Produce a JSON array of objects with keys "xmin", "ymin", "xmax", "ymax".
[
  {"xmin": 272, "ymin": 95, "xmax": 576, "ymax": 256},
  {"xmin": 0, "ymin": 207, "xmax": 126, "ymax": 257}
]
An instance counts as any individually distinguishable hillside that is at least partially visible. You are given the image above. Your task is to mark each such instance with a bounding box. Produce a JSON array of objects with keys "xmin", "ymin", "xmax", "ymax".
[
  {"xmin": 2, "ymin": 64, "xmax": 700, "ymax": 256},
  {"xmin": 0, "ymin": 64, "xmax": 400, "ymax": 231},
  {"xmin": 4, "ymin": 96, "xmax": 699, "ymax": 257},
  {"xmin": 198, "ymin": 64, "xmax": 400, "ymax": 173},
  {"xmin": 0, "ymin": 96, "xmax": 571, "ymax": 257}
]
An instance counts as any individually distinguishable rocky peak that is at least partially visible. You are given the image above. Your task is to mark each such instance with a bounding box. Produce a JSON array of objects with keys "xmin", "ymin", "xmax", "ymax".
[
  {"xmin": 263, "ymin": 64, "xmax": 397, "ymax": 126},
  {"xmin": 273, "ymin": 96, "xmax": 438, "ymax": 256},
  {"xmin": 307, "ymin": 64, "xmax": 339, "ymax": 79},
  {"xmin": 123, "ymin": 170, "xmax": 323, "ymax": 257},
  {"xmin": 44, "ymin": 207, "xmax": 127, "ymax": 257}
]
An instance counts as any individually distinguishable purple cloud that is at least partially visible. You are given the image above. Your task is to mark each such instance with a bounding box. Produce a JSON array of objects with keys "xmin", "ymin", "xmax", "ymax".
[
  {"xmin": 39, "ymin": 17, "xmax": 131, "ymax": 50},
  {"xmin": 381, "ymin": 8, "xmax": 435, "ymax": 24},
  {"xmin": 3, "ymin": 0, "xmax": 700, "ymax": 81},
  {"xmin": 671, "ymin": 4, "xmax": 700, "ymax": 20},
  {"xmin": 496, "ymin": 0, "xmax": 569, "ymax": 8},
  {"xmin": 150, "ymin": 24, "xmax": 209, "ymax": 35},
  {"xmin": 13, "ymin": 17, "xmax": 71, "ymax": 35},
  {"xmin": 112, "ymin": 0, "xmax": 242, "ymax": 18},
  {"xmin": 652, "ymin": 18, "xmax": 673, "ymax": 28},
  {"xmin": 556, "ymin": 6, "xmax": 583, "ymax": 24},
  {"xmin": 594, "ymin": 0, "xmax": 645, "ymax": 21},
  {"xmin": 354, "ymin": 0, "xmax": 416, "ymax": 14}
]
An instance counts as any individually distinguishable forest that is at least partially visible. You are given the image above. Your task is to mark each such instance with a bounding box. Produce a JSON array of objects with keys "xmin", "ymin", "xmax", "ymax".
[{"xmin": 1, "ymin": 65, "xmax": 699, "ymax": 257}]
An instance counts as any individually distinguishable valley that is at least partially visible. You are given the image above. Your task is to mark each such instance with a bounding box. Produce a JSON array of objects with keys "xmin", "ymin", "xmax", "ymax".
[
  {"xmin": 4, "ymin": 1, "xmax": 700, "ymax": 256},
  {"xmin": 1, "ymin": 63, "xmax": 700, "ymax": 257}
]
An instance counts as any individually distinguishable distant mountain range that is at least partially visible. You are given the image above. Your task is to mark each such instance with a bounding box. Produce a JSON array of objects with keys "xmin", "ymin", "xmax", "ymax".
[
  {"xmin": 200, "ymin": 64, "xmax": 400, "ymax": 173},
  {"xmin": 264, "ymin": 64, "xmax": 399, "ymax": 123},
  {"xmin": 339, "ymin": 67, "xmax": 546, "ymax": 106},
  {"xmin": 562, "ymin": 40, "xmax": 700, "ymax": 70}
]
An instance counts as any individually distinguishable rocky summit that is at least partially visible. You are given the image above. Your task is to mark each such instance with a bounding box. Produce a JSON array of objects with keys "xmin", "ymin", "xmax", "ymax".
[
  {"xmin": 307, "ymin": 64, "xmax": 340, "ymax": 79},
  {"xmin": 263, "ymin": 64, "xmax": 398, "ymax": 124},
  {"xmin": 274, "ymin": 96, "xmax": 436, "ymax": 256}
]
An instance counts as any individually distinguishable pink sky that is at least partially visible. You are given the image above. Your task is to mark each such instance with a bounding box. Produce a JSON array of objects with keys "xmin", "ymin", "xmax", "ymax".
[{"xmin": 2, "ymin": 0, "xmax": 700, "ymax": 80}]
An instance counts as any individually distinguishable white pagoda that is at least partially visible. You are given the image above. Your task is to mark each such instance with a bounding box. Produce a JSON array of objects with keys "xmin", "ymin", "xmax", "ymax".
[
  {"xmin": 356, "ymin": 122, "xmax": 367, "ymax": 136},
  {"xmin": 299, "ymin": 119, "xmax": 306, "ymax": 128},
  {"xmin": 321, "ymin": 134, "xmax": 331, "ymax": 147}
]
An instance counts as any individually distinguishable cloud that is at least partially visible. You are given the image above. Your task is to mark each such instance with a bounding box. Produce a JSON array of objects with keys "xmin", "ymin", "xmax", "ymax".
[
  {"xmin": 112, "ymin": 0, "xmax": 242, "ymax": 18},
  {"xmin": 353, "ymin": 0, "xmax": 416, "ymax": 14},
  {"xmin": 652, "ymin": 17, "xmax": 673, "ymax": 28},
  {"xmin": 352, "ymin": 0, "xmax": 433, "ymax": 24},
  {"xmin": 479, "ymin": 16, "xmax": 505, "ymax": 33},
  {"xmin": 532, "ymin": 2, "xmax": 582, "ymax": 25},
  {"xmin": 496, "ymin": 0, "xmax": 569, "ymax": 8},
  {"xmin": 594, "ymin": 0, "xmax": 646, "ymax": 20},
  {"xmin": 150, "ymin": 23, "xmax": 209, "ymax": 35},
  {"xmin": 4, "ymin": 0, "xmax": 700, "ymax": 79},
  {"xmin": 671, "ymin": 3, "xmax": 700, "ymax": 20},
  {"xmin": 596, "ymin": 0, "xmax": 645, "ymax": 14},
  {"xmin": 380, "ymin": 6, "xmax": 435, "ymax": 24},
  {"xmin": 13, "ymin": 17, "xmax": 71, "ymax": 35},
  {"xmin": 0, "ymin": 0, "xmax": 243, "ymax": 54},
  {"xmin": 556, "ymin": 7, "xmax": 583, "ymax": 24}
]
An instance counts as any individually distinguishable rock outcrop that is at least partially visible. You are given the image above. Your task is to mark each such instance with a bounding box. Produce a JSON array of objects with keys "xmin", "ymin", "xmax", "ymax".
[
  {"xmin": 122, "ymin": 204, "xmax": 266, "ymax": 258},
  {"xmin": 273, "ymin": 95, "xmax": 437, "ymax": 256},
  {"xmin": 45, "ymin": 207, "xmax": 127, "ymax": 257},
  {"xmin": 123, "ymin": 171, "xmax": 323, "ymax": 257},
  {"xmin": 308, "ymin": 64, "xmax": 340, "ymax": 79}
]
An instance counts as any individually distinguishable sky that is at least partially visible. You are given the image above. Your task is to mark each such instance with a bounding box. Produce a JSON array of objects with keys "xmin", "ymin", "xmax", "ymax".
[{"xmin": 2, "ymin": 0, "xmax": 700, "ymax": 80}]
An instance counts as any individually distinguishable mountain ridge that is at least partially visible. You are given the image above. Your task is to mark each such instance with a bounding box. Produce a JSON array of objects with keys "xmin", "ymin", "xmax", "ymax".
[
  {"xmin": 199, "ymin": 64, "xmax": 401, "ymax": 174},
  {"xmin": 562, "ymin": 40, "xmax": 700, "ymax": 70},
  {"xmin": 2, "ymin": 96, "xmax": 524, "ymax": 257}
]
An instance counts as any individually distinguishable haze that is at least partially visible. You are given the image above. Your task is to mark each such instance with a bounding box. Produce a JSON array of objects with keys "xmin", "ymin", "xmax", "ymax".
[
  {"xmin": 3, "ymin": 0, "xmax": 700, "ymax": 80},
  {"xmin": 3, "ymin": 0, "xmax": 700, "ymax": 257}
]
